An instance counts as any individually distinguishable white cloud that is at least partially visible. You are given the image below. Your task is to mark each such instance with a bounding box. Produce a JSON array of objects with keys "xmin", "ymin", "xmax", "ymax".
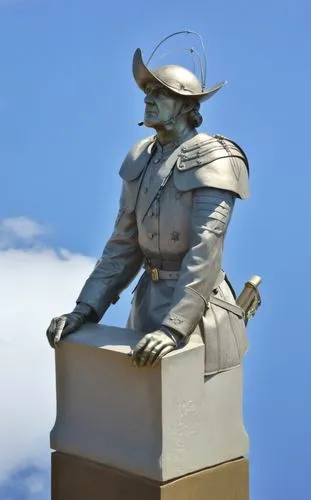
[
  {"xmin": 24, "ymin": 473, "xmax": 46, "ymax": 494},
  {"xmin": 1, "ymin": 216, "xmax": 46, "ymax": 239},
  {"xmin": 0, "ymin": 467, "xmax": 49, "ymax": 499},
  {"xmin": 0, "ymin": 218, "xmax": 95, "ymax": 485},
  {"xmin": 0, "ymin": 217, "xmax": 48, "ymax": 249}
]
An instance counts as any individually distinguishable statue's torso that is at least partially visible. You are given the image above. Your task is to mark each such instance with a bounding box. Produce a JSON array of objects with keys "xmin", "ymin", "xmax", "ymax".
[
  {"xmin": 135, "ymin": 138, "xmax": 193, "ymax": 264},
  {"xmin": 121, "ymin": 131, "xmax": 249, "ymax": 266},
  {"xmin": 123, "ymin": 132, "xmax": 249, "ymax": 374}
]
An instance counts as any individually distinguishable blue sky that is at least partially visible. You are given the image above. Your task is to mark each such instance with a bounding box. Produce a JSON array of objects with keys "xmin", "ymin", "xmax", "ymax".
[{"xmin": 0, "ymin": 0, "xmax": 310, "ymax": 498}]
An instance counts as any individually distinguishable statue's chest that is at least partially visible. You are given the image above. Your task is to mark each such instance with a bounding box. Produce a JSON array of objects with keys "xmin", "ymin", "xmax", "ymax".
[{"xmin": 136, "ymin": 164, "xmax": 192, "ymax": 255}]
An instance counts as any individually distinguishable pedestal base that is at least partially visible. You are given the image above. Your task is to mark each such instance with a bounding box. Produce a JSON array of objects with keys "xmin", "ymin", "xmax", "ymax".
[
  {"xmin": 51, "ymin": 452, "xmax": 249, "ymax": 500},
  {"xmin": 51, "ymin": 325, "xmax": 248, "ymax": 480}
]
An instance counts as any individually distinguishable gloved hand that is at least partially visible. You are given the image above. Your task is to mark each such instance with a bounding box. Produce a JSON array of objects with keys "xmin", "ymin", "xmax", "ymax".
[
  {"xmin": 131, "ymin": 327, "xmax": 183, "ymax": 367},
  {"xmin": 46, "ymin": 302, "xmax": 95, "ymax": 348}
]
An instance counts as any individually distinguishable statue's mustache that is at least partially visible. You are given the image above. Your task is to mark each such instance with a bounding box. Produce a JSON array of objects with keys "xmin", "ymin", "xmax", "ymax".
[{"xmin": 145, "ymin": 105, "xmax": 158, "ymax": 114}]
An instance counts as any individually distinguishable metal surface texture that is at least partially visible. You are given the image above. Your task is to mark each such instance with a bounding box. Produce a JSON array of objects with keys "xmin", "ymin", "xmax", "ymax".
[
  {"xmin": 47, "ymin": 32, "xmax": 260, "ymax": 373},
  {"xmin": 133, "ymin": 48, "xmax": 226, "ymax": 103}
]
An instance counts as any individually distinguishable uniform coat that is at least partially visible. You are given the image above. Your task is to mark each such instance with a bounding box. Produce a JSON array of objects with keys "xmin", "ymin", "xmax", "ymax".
[{"xmin": 77, "ymin": 131, "xmax": 250, "ymax": 375}]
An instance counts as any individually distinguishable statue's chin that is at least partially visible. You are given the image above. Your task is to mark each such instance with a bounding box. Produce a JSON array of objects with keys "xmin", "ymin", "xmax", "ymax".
[
  {"xmin": 144, "ymin": 112, "xmax": 161, "ymax": 126},
  {"xmin": 144, "ymin": 121, "xmax": 156, "ymax": 128},
  {"xmin": 144, "ymin": 116, "xmax": 166, "ymax": 130}
]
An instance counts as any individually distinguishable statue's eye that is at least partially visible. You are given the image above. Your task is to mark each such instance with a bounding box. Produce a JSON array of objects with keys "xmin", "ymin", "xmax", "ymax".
[{"xmin": 158, "ymin": 89, "xmax": 168, "ymax": 98}]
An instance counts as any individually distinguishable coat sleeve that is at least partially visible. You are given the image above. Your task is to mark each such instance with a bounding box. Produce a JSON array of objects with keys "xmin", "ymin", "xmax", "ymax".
[
  {"xmin": 161, "ymin": 187, "xmax": 235, "ymax": 337},
  {"xmin": 76, "ymin": 181, "xmax": 144, "ymax": 320}
]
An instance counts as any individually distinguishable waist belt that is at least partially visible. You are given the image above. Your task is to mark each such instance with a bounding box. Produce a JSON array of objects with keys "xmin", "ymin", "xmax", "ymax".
[
  {"xmin": 144, "ymin": 258, "xmax": 181, "ymax": 281},
  {"xmin": 149, "ymin": 268, "xmax": 180, "ymax": 280},
  {"xmin": 144, "ymin": 260, "xmax": 243, "ymax": 318},
  {"xmin": 144, "ymin": 263, "xmax": 179, "ymax": 280},
  {"xmin": 144, "ymin": 260, "xmax": 225, "ymax": 289}
]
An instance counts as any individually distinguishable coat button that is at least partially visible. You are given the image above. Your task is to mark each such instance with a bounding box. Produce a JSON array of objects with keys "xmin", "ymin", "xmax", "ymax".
[
  {"xmin": 153, "ymin": 158, "xmax": 160, "ymax": 164},
  {"xmin": 148, "ymin": 211, "xmax": 154, "ymax": 217}
]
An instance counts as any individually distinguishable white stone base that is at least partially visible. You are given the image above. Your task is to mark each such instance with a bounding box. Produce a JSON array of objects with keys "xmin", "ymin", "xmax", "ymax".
[{"xmin": 50, "ymin": 324, "xmax": 248, "ymax": 482}]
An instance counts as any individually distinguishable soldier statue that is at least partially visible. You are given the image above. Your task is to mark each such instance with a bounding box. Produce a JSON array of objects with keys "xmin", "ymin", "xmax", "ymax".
[{"xmin": 47, "ymin": 33, "xmax": 258, "ymax": 374}]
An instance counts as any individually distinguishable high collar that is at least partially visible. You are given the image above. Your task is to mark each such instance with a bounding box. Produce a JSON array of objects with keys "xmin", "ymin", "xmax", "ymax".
[{"xmin": 154, "ymin": 129, "xmax": 197, "ymax": 156}]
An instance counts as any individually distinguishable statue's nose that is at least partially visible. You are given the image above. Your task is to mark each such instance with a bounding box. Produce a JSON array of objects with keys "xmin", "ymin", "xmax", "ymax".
[{"xmin": 144, "ymin": 93, "xmax": 154, "ymax": 105}]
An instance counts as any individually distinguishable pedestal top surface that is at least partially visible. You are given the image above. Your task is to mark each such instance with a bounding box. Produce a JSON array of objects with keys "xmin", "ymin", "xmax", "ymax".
[{"xmin": 62, "ymin": 323, "xmax": 201, "ymax": 357}]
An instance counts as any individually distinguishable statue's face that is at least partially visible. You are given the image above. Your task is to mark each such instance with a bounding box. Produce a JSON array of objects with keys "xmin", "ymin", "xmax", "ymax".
[{"xmin": 143, "ymin": 83, "xmax": 183, "ymax": 128}]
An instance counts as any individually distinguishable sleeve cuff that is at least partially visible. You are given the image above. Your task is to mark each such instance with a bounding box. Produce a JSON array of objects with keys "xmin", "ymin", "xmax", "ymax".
[
  {"xmin": 160, "ymin": 325, "xmax": 184, "ymax": 346},
  {"xmin": 161, "ymin": 287, "xmax": 207, "ymax": 337},
  {"xmin": 76, "ymin": 283, "xmax": 117, "ymax": 320},
  {"xmin": 74, "ymin": 302, "xmax": 99, "ymax": 322}
]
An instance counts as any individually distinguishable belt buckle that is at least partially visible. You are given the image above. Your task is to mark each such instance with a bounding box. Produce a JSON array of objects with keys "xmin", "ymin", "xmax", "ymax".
[{"xmin": 151, "ymin": 268, "xmax": 159, "ymax": 282}]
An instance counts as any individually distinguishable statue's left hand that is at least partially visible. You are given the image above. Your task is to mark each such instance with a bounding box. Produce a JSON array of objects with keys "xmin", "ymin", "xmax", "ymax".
[
  {"xmin": 132, "ymin": 329, "xmax": 180, "ymax": 367},
  {"xmin": 46, "ymin": 302, "xmax": 95, "ymax": 348}
]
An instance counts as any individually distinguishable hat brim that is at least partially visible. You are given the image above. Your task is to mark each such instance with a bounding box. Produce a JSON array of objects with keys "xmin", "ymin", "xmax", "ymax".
[{"xmin": 132, "ymin": 49, "xmax": 226, "ymax": 103}]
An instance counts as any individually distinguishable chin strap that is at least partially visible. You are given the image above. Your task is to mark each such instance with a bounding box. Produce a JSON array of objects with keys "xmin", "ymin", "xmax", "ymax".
[
  {"xmin": 163, "ymin": 100, "xmax": 193, "ymax": 130},
  {"xmin": 137, "ymin": 117, "xmax": 176, "ymax": 128},
  {"xmin": 163, "ymin": 116, "xmax": 176, "ymax": 130},
  {"xmin": 138, "ymin": 101, "xmax": 194, "ymax": 129}
]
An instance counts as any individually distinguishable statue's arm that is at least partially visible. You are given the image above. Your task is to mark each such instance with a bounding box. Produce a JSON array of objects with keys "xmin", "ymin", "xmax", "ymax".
[
  {"xmin": 76, "ymin": 181, "xmax": 144, "ymax": 321},
  {"xmin": 161, "ymin": 187, "xmax": 235, "ymax": 337}
]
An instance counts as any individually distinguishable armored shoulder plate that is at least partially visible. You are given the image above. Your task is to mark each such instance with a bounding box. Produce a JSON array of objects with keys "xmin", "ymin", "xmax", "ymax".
[
  {"xmin": 173, "ymin": 133, "xmax": 249, "ymax": 199},
  {"xmin": 119, "ymin": 135, "xmax": 156, "ymax": 181}
]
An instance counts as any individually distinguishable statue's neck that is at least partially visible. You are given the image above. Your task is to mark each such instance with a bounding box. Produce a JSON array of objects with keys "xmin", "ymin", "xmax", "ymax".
[{"xmin": 155, "ymin": 123, "xmax": 194, "ymax": 146}]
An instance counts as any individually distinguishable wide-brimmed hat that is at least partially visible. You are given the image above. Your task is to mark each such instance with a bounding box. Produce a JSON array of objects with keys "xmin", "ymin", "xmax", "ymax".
[{"xmin": 133, "ymin": 48, "xmax": 226, "ymax": 103}]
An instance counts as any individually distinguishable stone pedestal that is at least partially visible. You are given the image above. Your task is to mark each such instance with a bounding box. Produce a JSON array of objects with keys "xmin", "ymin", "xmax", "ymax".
[
  {"xmin": 50, "ymin": 324, "xmax": 249, "ymax": 498},
  {"xmin": 52, "ymin": 452, "xmax": 249, "ymax": 500}
]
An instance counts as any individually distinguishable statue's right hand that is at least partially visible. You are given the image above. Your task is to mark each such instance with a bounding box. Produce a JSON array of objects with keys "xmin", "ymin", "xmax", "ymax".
[{"xmin": 46, "ymin": 312, "xmax": 86, "ymax": 348}]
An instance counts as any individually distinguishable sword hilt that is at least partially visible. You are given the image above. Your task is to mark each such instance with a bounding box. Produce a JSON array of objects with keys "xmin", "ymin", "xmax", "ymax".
[{"xmin": 236, "ymin": 275, "xmax": 262, "ymax": 323}]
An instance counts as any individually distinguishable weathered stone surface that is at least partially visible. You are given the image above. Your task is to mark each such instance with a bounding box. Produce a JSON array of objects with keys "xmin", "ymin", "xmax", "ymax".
[
  {"xmin": 51, "ymin": 452, "xmax": 249, "ymax": 500},
  {"xmin": 50, "ymin": 324, "xmax": 248, "ymax": 481}
]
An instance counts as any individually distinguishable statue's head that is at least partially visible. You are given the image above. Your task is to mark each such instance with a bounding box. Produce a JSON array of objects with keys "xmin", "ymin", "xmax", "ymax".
[{"xmin": 133, "ymin": 48, "xmax": 225, "ymax": 132}]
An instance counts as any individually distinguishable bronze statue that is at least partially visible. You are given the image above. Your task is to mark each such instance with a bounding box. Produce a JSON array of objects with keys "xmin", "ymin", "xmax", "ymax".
[{"xmin": 47, "ymin": 33, "xmax": 260, "ymax": 373}]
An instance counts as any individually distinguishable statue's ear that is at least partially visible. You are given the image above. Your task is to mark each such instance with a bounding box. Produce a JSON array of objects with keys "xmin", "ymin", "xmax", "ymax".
[
  {"xmin": 181, "ymin": 101, "xmax": 194, "ymax": 114},
  {"xmin": 180, "ymin": 98, "xmax": 198, "ymax": 117}
]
